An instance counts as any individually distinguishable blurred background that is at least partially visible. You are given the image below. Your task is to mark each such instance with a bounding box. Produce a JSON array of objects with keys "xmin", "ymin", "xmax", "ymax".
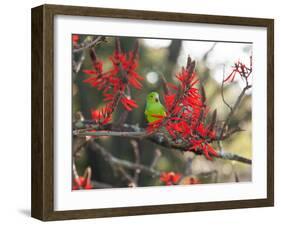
[{"xmin": 72, "ymin": 35, "xmax": 252, "ymax": 188}]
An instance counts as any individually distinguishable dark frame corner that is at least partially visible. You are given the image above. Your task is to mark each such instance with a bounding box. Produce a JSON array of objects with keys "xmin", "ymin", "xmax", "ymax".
[{"xmin": 31, "ymin": 4, "xmax": 274, "ymax": 221}]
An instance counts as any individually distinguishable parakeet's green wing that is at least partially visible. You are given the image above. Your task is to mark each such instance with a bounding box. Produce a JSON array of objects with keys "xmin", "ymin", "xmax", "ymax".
[
  {"xmin": 145, "ymin": 102, "xmax": 166, "ymax": 123},
  {"xmin": 160, "ymin": 104, "xmax": 166, "ymax": 115}
]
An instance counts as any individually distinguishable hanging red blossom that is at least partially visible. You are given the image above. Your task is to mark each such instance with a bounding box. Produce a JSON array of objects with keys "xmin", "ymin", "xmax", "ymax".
[
  {"xmin": 224, "ymin": 56, "xmax": 252, "ymax": 83},
  {"xmin": 160, "ymin": 172, "xmax": 182, "ymax": 185}
]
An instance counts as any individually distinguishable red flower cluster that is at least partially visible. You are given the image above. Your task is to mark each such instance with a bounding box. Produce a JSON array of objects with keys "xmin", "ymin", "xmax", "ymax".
[
  {"xmin": 160, "ymin": 172, "xmax": 182, "ymax": 185},
  {"xmin": 83, "ymin": 39, "xmax": 143, "ymax": 124},
  {"xmin": 72, "ymin": 176, "xmax": 92, "ymax": 190},
  {"xmin": 224, "ymin": 56, "xmax": 252, "ymax": 83},
  {"xmin": 72, "ymin": 34, "xmax": 79, "ymax": 46},
  {"xmin": 147, "ymin": 58, "xmax": 218, "ymax": 160},
  {"xmin": 91, "ymin": 105, "xmax": 112, "ymax": 125},
  {"xmin": 110, "ymin": 50, "xmax": 144, "ymax": 91},
  {"xmin": 73, "ymin": 167, "xmax": 93, "ymax": 190}
]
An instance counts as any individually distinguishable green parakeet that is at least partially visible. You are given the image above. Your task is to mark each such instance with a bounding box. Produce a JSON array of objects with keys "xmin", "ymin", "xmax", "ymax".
[{"xmin": 145, "ymin": 92, "xmax": 166, "ymax": 123}]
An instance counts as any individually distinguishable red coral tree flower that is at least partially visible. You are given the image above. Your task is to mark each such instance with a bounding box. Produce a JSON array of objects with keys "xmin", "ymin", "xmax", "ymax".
[
  {"xmin": 83, "ymin": 38, "xmax": 143, "ymax": 126},
  {"xmin": 72, "ymin": 34, "xmax": 80, "ymax": 46},
  {"xmin": 160, "ymin": 172, "xmax": 182, "ymax": 185},
  {"xmin": 91, "ymin": 104, "xmax": 112, "ymax": 126},
  {"xmin": 147, "ymin": 57, "xmax": 219, "ymax": 160},
  {"xmin": 120, "ymin": 96, "xmax": 138, "ymax": 111}
]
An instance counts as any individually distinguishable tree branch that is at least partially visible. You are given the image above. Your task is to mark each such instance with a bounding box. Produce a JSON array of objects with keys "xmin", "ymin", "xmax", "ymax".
[
  {"xmin": 74, "ymin": 124, "xmax": 251, "ymax": 165},
  {"xmin": 216, "ymin": 150, "xmax": 251, "ymax": 164},
  {"xmin": 90, "ymin": 141, "xmax": 161, "ymax": 177},
  {"xmin": 148, "ymin": 133, "xmax": 252, "ymax": 164},
  {"xmin": 75, "ymin": 130, "xmax": 147, "ymax": 138}
]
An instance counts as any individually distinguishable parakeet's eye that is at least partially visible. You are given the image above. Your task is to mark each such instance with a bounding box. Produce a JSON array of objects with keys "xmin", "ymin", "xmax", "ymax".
[{"xmin": 155, "ymin": 98, "xmax": 159, "ymax": 102}]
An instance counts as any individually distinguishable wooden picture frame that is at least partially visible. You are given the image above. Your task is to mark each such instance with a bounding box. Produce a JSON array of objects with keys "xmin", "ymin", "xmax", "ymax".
[{"xmin": 31, "ymin": 4, "xmax": 274, "ymax": 221}]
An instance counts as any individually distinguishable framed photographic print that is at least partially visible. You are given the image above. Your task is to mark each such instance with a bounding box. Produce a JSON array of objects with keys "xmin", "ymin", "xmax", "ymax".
[{"xmin": 31, "ymin": 4, "xmax": 274, "ymax": 221}]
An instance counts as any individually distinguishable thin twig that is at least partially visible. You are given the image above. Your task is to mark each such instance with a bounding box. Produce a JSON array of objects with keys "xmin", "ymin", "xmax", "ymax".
[
  {"xmin": 73, "ymin": 52, "xmax": 86, "ymax": 73},
  {"xmin": 73, "ymin": 137, "xmax": 88, "ymax": 158},
  {"xmin": 73, "ymin": 36, "xmax": 104, "ymax": 53},
  {"xmin": 234, "ymin": 171, "xmax": 240, "ymax": 182},
  {"xmin": 221, "ymin": 64, "xmax": 233, "ymax": 111},
  {"xmin": 72, "ymin": 162, "xmax": 82, "ymax": 190},
  {"xmin": 202, "ymin": 42, "xmax": 217, "ymax": 62},
  {"xmin": 216, "ymin": 150, "xmax": 251, "ymax": 164},
  {"xmin": 150, "ymin": 148, "xmax": 162, "ymax": 170},
  {"xmin": 130, "ymin": 140, "xmax": 141, "ymax": 183},
  {"xmin": 220, "ymin": 84, "xmax": 252, "ymax": 139},
  {"xmin": 83, "ymin": 167, "xmax": 92, "ymax": 180},
  {"xmin": 159, "ymin": 72, "xmax": 170, "ymax": 95},
  {"xmin": 117, "ymin": 166, "xmax": 136, "ymax": 185}
]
